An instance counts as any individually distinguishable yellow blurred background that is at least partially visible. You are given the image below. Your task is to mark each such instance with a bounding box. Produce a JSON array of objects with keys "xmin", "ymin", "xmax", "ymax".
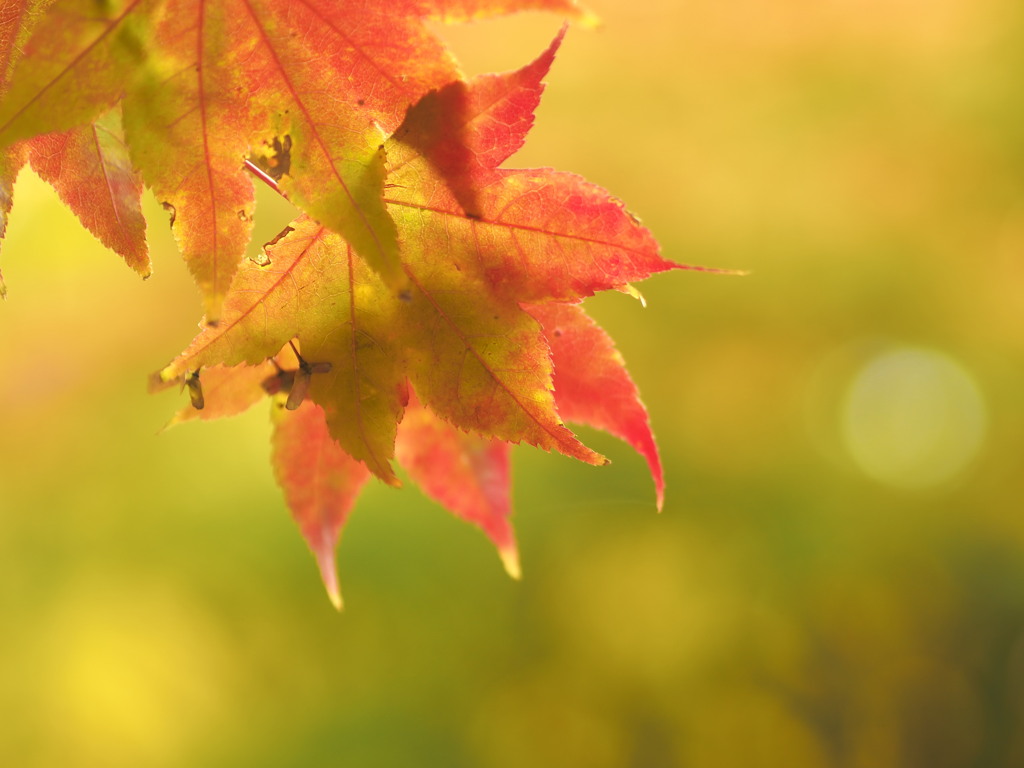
[{"xmin": 3, "ymin": 0, "xmax": 1024, "ymax": 765}]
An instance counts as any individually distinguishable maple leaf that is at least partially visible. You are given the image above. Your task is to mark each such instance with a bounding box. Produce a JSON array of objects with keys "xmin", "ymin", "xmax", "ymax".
[
  {"xmin": 157, "ymin": 217, "xmax": 411, "ymax": 484},
  {"xmin": 0, "ymin": 0, "xmax": 157, "ymax": 147},
  {"xmin": 27, "ymin": 105, "xmax": 150, "ymax": 275},
  {"xmin": 1, "ymin": 0, "xmax": 733, "ymax": 607},
  {"xmin": 526, "ymin": 301, "xmax": 664, "ymax": 509},
  {"xmin": 272, "ymin": 398, "xmax": 371, "ymax": 611},
  {"xmin": 149, "ymin": 28, "xmax": 713, "ymax": 605},
  {"xmin": 0, "ymin": 0, "xmax": 149, "ymax": 286},
  {"xmin": 3, "ymin": 0, "xmax": 561, "ymax": 315},
  {"xmin": 0, "ymin": 1, "xmax": 607, "ymax": 313},
  {"xmin": 157, "ymin": 33, "xmax": 645, "ymax": 477},
  {"xmin": 383, "ymin": 29, "xmax": 687, "ymax": 305},
  {"xmin": 395, "ymin": 392, "xmax": 519, "ymax": 578},
  {"xmin": 156, "ymin": 359, "xmax": 282, "ymax": 428},
  {"xmin": 164, "ymin": 358, "xmax": 523, "ymax": 600},
  {"xmin": 121, "ymin": 0, "xmax": 471, "ymax": 315}
]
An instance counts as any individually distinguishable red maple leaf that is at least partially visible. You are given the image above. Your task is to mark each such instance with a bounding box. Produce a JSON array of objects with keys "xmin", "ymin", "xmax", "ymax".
[
  {"xmin": 1, "ymin": 1, "xmax": 735, "ymax": 606},
  {"xmin": 0, "ymin": 0, "xmax": 591, "ymax": 315},
  {"xmin": 152, "ymin": 30, "xmax": 728, "ymax": 605}
]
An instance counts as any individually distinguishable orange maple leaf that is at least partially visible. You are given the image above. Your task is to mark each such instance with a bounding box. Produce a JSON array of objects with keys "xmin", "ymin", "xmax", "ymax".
[{"xmin": 1, "ymin": 1, "xmax": 735, "ymax": 606}]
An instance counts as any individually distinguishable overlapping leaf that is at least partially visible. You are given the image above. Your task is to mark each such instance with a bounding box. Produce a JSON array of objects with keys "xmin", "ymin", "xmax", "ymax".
[
  {"xmin": 0, "ymin": 0, "xmax": 718, "ymax": 606},
  {"xmin": 28, "ymin": 105, "xmax": 149, "ymax": 275},
  {"xmin": 149, "ymin": 28, "xmax": 693, "ymax": 603},
  {"xmin": 164, "ymin": 362, "xmax": 522, "ymax": 596},
  {"xmin": 134, "ymin": 0, "xmax": 426, "ymax": 312},
  {"xmin": 0, "ymin": 1, "xmax": 149, "ymax": 283},
  {"xmin": 158, "ymin": 216, "xmax": 410, "ymax": 484},
  {"xmin": 161, "ymin": 359, "xmax": 281, "ymax": 427},
  {"xmin": 159, "ymin": 34, "xmax": 648, "ymax": 480},
  {"xmin": 526, "ymin": 301, "xmax": 664, "ymax": 509},
  {"xmin": 396, "ymin": 393, "xmax": 519, "ymax": 578},
  {"xmin": 384, "ymin": 30, "xmax": 684, "ymax": 305},
  {"xmin": 0, "ymin": 0, "xmax": 580, "ymax": 315},
  {"xmin": 121, "ymin": 0, "xmax": 257, "ymax": 316},
  {"xmin": 0, "ymin": 1, "xmax": 54, "ymax": 89},
  {"xmin": 272, "ymin": 399, "xmax": 371, "ymax": 610},
  {"xmin": 0, "ymin": 0, "xmax": 157, "ymax": 147},
  {"xmin": 123, "ymin": 0, "xmax": 468, "ymax": 313}
]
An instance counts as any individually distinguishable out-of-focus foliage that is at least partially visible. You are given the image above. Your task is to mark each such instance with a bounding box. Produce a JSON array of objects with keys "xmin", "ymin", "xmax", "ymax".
[{"xmin": 2, "ymin": 0, "xmax": 1024, "ymax": 765}]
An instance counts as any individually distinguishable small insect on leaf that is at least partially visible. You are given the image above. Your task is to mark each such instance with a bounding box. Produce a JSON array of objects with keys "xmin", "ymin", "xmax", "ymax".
[
  {"xmin": 281, "ymin": 341, "xmax": 332, "ymax": 411},
  {"xmin": 286, "ymin": 359, "xmax": 332, "ymax": 411},
  {"xmin": 132, "ymin": 19, "xmax": 712, "ymax": 606},
  {"xmin": 186, "ymin": 370, "xmax": 205, "ymax": 410},
  {"xmin": 285, "ymin": 367, "xmax": 311, "ymax": 411}
]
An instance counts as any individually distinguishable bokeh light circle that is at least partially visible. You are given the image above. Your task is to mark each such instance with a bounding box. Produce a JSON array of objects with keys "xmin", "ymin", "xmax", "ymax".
[{"xmin": 841, "ymin": 347, "xmax": 987, "ymax": 489}]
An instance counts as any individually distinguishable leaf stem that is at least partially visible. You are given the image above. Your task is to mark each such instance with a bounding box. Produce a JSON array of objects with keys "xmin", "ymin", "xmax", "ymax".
[{"xmin": 244, "ymin": 159, "xmax": 282, "ymax": 195}]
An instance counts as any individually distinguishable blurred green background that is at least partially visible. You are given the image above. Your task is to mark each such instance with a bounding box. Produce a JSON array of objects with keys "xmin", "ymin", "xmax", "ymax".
[{"xmin": 3, "ymin": 0, "xmax": 1024, "ymax": 765}]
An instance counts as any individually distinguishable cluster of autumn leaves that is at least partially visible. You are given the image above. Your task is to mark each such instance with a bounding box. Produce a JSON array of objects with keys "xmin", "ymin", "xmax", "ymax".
[{"xmin": 0, "ymin": 0, "xmax": 704, "ymax": 607}]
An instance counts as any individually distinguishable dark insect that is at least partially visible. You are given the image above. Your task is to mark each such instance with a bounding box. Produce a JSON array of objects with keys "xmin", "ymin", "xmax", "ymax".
[
  {"xmin": 261, "ymin": 343, "xmax": 332, "ymax": 410},
  {"xmin": 186, "ymin": 370, "xmax": 204, "ymax": 410},
  {"xmin": 286, "ymin": 357, "xmax": 332, "ymax": 411}
]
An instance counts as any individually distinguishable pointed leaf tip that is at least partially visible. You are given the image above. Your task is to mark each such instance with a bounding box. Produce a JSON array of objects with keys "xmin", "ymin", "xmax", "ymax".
[
  {"xmin": 529, "ymin": 302, "xmax": 664, "ymax": 507},
  {"xmin": 500, "ymin": 544, "xmax": 521, "ymax": 580},
  {"xmin": 388, "ymin": 22, "xmax": 568, "ymax": 207},
  {"xmin": 621, "ymin": 284, "xmax": 647, "ymax": 307},
  {"xmin": 271, "ymin": 402, "xmax": 369, "ymax": 611},
  {"xmin": 28, "ymin": 107, "xmax": 150, "ymax": 276},
  {"xmin": 395, "ymin": 397, "xmax": 530, "ymax": 570},
  {"xmin": 314, "ymin": 542, "xmax": 344, "ymax": 611}
]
